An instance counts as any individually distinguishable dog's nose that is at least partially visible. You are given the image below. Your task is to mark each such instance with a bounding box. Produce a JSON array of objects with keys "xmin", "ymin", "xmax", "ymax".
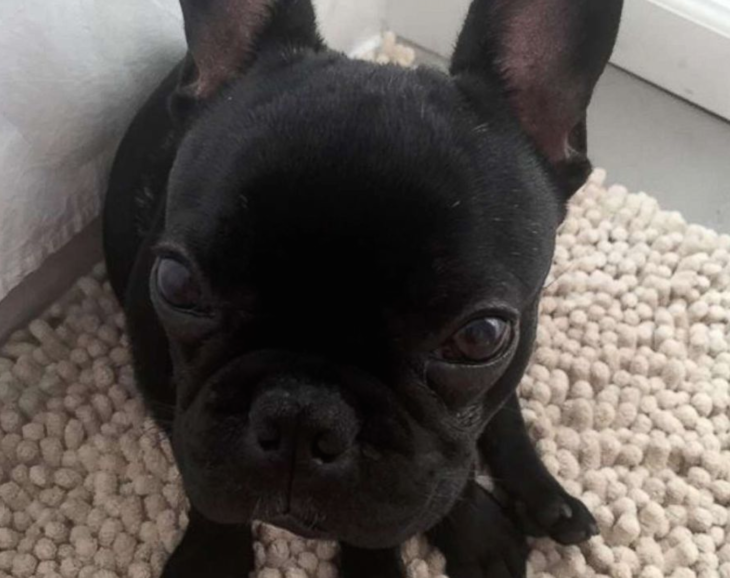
[
  {"xmin": 254, "ymin": 420, "xmax": 351, "ymax": 463},
  {"xmin": 249, "ymin": 383, "xmax": 359, "ymax": 466}
]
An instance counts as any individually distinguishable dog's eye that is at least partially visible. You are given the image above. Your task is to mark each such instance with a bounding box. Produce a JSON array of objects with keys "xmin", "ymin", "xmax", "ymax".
[
  {"xmin": 156, "ymin": 258, "xmax": 201, "ymax": 310},
  {"xmin": 436, "ymin": 317, "xmax": 512, "ymax": 363}
]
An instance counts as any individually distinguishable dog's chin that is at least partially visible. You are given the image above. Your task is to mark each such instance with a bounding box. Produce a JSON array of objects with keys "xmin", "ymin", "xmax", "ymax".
[
  {"xmin": 188, "ymin": 492, "xmax": 333, "ymax": 541},
  {"xmin": 196, "ymin": 506, "xmax": 440, "ymax": 550},
  {"xmin": 182, "ymin": 473, "xmax": 459, "ymax": 549}
]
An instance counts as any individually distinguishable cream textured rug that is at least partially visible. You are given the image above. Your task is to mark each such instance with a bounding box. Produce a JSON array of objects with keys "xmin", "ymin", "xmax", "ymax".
[
  {"xmin": 2, "ymin": 171, "xmax": 729, "ymax": 578},
  {"xmin": 2, "ymin": 41, "xmax": 730, "ymax": 578}
]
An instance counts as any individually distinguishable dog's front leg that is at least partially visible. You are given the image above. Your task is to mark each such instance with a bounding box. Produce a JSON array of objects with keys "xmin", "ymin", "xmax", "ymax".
[
  {"xmin": 339, "ymin": 543, "xmax": 404, "ymax": 578},
  {"xmin": 162, "ymin": 508, "xmax": 255, "ymax": 578},
  {"xmin": 479, "ymin": 393, "xmax": 598, "ymax": 545},
  {"xmin": 427, "ymin": 480, "xmax": 528, "ymax": 578}
]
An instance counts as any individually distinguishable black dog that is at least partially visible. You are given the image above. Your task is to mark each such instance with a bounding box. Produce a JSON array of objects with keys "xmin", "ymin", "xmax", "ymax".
[{"xmin": 103, "ymin": 1, "xmax": 623, "ymax": 576}]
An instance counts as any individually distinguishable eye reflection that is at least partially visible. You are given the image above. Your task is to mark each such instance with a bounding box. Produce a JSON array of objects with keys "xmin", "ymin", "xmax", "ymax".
[
  {"xmin": 156, "ymin": 258, "xmax": 201, "ymax": 310},
  {"xmin": 436, "ymin": 317, "xmax": 511, "ymax": 363}
]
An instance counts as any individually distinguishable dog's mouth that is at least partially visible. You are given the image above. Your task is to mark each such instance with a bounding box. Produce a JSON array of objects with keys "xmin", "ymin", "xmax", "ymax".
[
  {"xmin": 255, "ymin": 488, "xmax": 333, "ymax": 540},
  {"xmin": 184, "ymin": 474, "xmax": 335, "ymax": 538},
  {"xmin": 265, "ymin": 512, "xmax": 331, "ymax": 540},
  {"xmin": 173, "ymin": 380, "xmax": 471, "ymax": 548},
  {"xmin": 182, "ymin": 460, "xmax": 452, "ymax": 547},
  {"xmin": 179, "ymin": 455, "xmax": 336, "ymax": 538}
]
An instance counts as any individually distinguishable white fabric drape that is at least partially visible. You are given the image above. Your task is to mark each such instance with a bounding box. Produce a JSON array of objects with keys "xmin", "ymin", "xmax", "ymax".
[
  {"xmin": 0, "ymin": 0, "xmax": 186, "ymax": 299},
  {"xmin": 0, "ymin": 0, "xmax": 381, "ymax": 301}
]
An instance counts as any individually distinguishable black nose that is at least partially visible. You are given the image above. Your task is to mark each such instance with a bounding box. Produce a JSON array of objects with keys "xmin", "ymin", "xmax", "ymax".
[{"xmin": 249, "ymin": 383, "xmax": 359, "ymax": 466}]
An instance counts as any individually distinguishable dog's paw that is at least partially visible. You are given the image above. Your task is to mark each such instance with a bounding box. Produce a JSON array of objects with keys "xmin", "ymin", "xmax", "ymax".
[
  {"xmin": 162, "ymin": 546, "xmax": 251, "ymax": 578},
  {"xmin": 339, "ymin": 545, "xmax": 404, "ymax": 578},
  {"xmin": 428, "ymin": 482, "xmax": 528, "ymax": 578},
  {"xmin": 447, "ymin": 559, "xmax": 523, "ymax": 578},
  {"xmin": 517, "ymin": 489, "xmax": 598, "ymax": 545},
  {"xmin": 161, "ymin": 511, "xmax": 254, "ymax": 578},
  {"xmin": 445, "ymin": 538, "xmax": 527, "ymax": 578}
]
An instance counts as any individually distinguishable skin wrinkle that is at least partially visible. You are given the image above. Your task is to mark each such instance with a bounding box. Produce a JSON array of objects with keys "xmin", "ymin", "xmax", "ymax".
[{"xmin": 100, "ymin": 0, "xmax": 623, "ymax": 573}]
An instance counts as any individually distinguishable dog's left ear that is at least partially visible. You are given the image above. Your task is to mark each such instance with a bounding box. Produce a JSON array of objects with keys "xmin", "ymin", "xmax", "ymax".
[
  {"xmin": 178, "ymin": 0, "xmax": 324, "ymax": 101},
  {"xmin": 451, "ymin": 0, "xmax": 623, "ymax": 195}
]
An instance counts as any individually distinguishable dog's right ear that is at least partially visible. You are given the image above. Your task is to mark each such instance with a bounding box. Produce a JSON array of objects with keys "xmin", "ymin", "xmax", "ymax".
[{"xmin": 176, "ymin": 0, "xmax": 323, "ymax": 103}]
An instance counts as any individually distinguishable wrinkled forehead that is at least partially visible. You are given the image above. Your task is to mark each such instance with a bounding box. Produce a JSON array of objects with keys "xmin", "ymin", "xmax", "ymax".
[{"xmin": 164, "ymin": 62, "xmax": 561, "ymax": 314}]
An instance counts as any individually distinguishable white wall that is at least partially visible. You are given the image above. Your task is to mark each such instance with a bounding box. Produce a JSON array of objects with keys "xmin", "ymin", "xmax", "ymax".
[
  {"xmin": 0, "ymin": 0, "xmax": 385, "ymax": 305},
  {"xmin": 611, "ymin": 0, "xmax": 730, "ymax": 121},
  {"xmin": 318, "ymin": 0, "xmax": 386, "ymax": 53},
  {"xmin": 386, "ymin": 0, "xmax": 469, "ymax": 60},
  {"xmin": 385, "ymin": 0, "xmax": 730, "ymax": 121}
]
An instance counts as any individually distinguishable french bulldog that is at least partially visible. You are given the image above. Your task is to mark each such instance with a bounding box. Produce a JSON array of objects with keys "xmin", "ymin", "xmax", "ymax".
[{"xmin": 103, "ymin": 0, "xmax": 623, "ymax": 576}]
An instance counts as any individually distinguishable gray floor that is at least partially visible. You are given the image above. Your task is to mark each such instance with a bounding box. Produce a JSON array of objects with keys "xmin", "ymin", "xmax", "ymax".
[
  {"xmin": 412, "ymin": 45, "xmax": 730, "ymax": 233},
  {"xmin": 590, "ymin": 66, "xmax": 730, "ymax": 233}
]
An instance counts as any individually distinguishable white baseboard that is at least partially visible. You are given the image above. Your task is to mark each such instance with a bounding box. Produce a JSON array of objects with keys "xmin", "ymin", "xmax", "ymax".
[
  {"xmin": 385, "ymin": 0, "xmax": 730, "ymax": 121},
  {"xmin": 612, "ymin": 0, "xmax": 730, "ymax": 120}
]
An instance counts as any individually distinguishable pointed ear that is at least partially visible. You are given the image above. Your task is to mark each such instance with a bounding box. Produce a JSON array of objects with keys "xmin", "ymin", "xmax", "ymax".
[
  {"xmin": 178, "ymin": 0, "xmax": 324, "ymax": 100},
  {"xmin": 451, "ymin": 0, "xmax": 623, "ymax": 193}
]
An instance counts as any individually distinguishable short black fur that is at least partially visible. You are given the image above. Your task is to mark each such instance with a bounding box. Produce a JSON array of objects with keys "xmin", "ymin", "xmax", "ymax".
[{"xmin": 103, "ymin": 1, "xmax": 623, "ymax": 576}]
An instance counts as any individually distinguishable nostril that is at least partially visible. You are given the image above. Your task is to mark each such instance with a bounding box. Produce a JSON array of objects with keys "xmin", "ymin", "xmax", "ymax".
[
  {"xmin": 312, "ymin": 431, "xmax": 349, "ymax": 463},
  {"xmin": 256, "ymin": 424, "xmax": 281, "ymax": 453}
]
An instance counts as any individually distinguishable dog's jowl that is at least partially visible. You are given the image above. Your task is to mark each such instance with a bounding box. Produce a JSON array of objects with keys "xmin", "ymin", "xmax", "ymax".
[{"xmin": 103, "ymin": 1, "xmax": 623, "ymax": 577}]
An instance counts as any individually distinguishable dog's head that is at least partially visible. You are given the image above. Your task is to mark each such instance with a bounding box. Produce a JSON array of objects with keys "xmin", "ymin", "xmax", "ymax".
[{"xmin": 150, "ymin": 0, "xmax": 622, "ymax": 547}]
